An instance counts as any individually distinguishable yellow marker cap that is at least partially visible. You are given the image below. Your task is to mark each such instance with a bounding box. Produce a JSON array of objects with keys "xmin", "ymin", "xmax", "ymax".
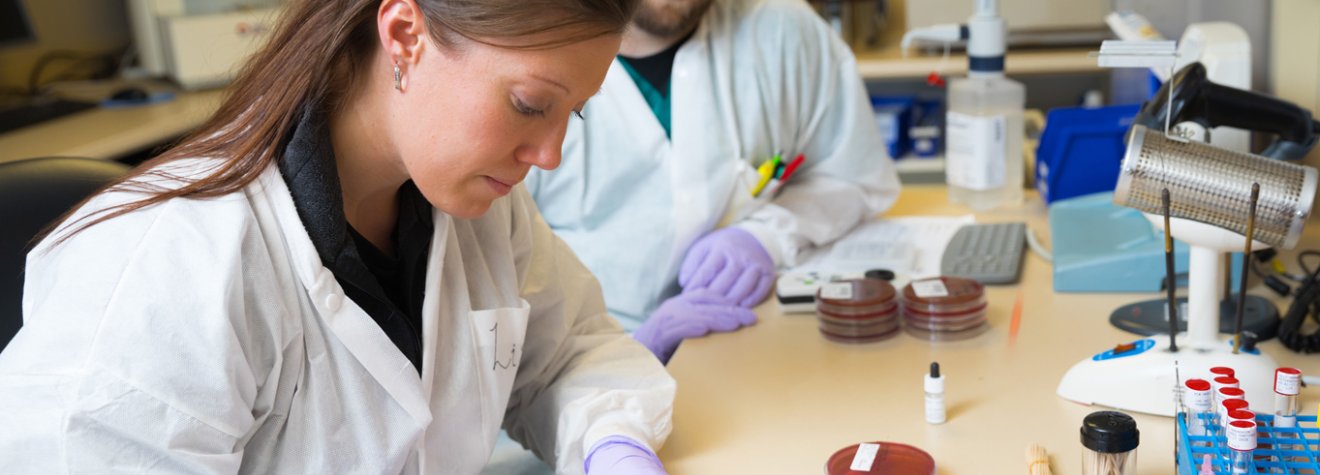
[{"xmin": 750, "ymin": 165, "xmax": 775, "ymax": 196}]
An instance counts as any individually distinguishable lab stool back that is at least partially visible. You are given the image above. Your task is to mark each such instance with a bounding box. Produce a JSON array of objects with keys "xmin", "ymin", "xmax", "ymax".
[{"xmin": 0, "ymin": 157, "xmax": 129, "ymax": 351}]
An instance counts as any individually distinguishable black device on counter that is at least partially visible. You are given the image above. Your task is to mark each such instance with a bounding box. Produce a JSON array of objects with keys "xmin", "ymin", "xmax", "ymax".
[{"xmin": 1134, "ymin": 62, "xmax": 1320, "ymax": 161}]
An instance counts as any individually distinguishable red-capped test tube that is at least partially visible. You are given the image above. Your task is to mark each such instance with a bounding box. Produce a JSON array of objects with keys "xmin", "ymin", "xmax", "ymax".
[
  {"xmin": 1213, "ymin": 376, "xmax": 1241, "ymax": 408},
  {"xmin": 1275, "ymin": 368, "xmax": 1302, "ymax": 428},
  {"xmin": 1227, "ymin": 409, "xmax": 1256, "ymax": 425},
  {"xmin": 1227, "ymin": 420, "xmax": 1257, "ymax": 474},
  {"xmin": 1183, "ymin": 379, "xmax": 1213, "ymax": 437},
  {"xmin": 1210, "ymin": 366, "xmax": 1236, "ymax": 380},
  {"xmin": 1275, "ymin": 368, "xmax": 1303, "ymax": 464},
  {"xmin": 1219, "ymin": 393, "xmax": 1247, "ymax": 427}
]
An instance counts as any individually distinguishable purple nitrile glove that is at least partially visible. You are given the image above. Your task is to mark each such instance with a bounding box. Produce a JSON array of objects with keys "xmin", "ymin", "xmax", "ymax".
[
  {"xmin": 584, "ymin": 436, "xmax": 667, "ymax": 475},
  {"xmin": 678, "ymin": 227, "xmax": 775, "ymax": 308},
  {"xmin": 633, "ymin": 290, "xmax": 757, "ymax": 363}
]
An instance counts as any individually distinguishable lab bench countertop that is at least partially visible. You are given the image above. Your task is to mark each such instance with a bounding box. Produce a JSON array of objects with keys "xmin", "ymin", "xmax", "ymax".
[
  {"xmin": 659, "ymin": 185, "xmax": 1320, "ymax": 475},
  {"xmin": 0, "ymin": 89, "xmax": 224, "ymax": 164}
]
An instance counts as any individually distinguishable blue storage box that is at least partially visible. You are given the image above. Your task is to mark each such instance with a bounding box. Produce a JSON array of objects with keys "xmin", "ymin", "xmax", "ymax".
[
  {"xmin": 1034, "ymin": 104, "xmax": 1141, "ymax": 204},
  {"xmin": 909, "ymin": 98, "xmax": 943, "ymax": 158},
  {"xmin": 870, "ymin": 95, "xmax": 914, "ymax": 159}
]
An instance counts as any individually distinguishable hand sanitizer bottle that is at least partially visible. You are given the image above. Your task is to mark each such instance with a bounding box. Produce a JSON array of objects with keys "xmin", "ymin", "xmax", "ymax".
[{"xmin": 945, "ymin": 0, "xmax": 1024, "ymax": 210}]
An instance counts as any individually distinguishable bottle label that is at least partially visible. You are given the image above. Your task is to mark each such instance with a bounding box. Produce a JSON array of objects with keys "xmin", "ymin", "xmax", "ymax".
[
  {"xmin": 850, "ymin": 443, "xmax": 880, "ymax": 471},
  {"xmin": 945, "ymin": 111, "xmax": 1007, "ymax": 191},
  {"xmin": 925, "ymin": 393, "xmax": 946, "ymax": 423}
]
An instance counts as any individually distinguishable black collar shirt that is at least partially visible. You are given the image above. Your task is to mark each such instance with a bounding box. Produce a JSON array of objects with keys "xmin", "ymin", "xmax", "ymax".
[{"xmin": 275, "ymin": 105, "xmax": 433, "ymax": 374}]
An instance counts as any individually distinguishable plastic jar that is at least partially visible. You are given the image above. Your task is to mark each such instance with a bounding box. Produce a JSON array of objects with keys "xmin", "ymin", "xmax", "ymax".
[{"xmin": 1080, "ymin": 411, "xmax": 1139, "ymax": 475}]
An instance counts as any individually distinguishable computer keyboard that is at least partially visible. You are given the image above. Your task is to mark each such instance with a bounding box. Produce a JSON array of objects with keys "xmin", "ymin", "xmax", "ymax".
[
  {"xmin": 940, "ymin": 222, "xmax": 1027, "ymax": 284},
  {"xmin": 0, "ymin": 98, "xmax": 97, "ymax": 135}
]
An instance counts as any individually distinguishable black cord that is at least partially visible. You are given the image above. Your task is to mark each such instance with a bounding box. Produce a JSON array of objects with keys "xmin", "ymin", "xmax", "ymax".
[
  {"xmin": 1249, "ymin": 255, "xmax": 1272, "ymax": 279},
  {"xmin": 1299, "ymin": 251, "xmax": 1320, "ymax": 277},
  {"xmin": 1276, "ymin": 252, "xmax": 1320, "ymax": 353},
  {"xmin": 1247, "ymin": 255, "xmax": 1295, "ymax": 297}
]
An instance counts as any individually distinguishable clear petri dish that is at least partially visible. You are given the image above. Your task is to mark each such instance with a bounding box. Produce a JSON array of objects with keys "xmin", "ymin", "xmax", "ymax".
[
  {"xmin": 903, "ymin": 321, "xmax": 990, "ymax": 341},
  {"xmin": 817, "ymin": 279, "xmax": 897, "ymax": 317},
  {"xmin": 818, "ymin": 304, "xmax": 899, "ymax": 335},
  {"xmin": 819, "ymin": 316, "xmax": 901, "ymax": 336},
  {"xmin": 900, "ymin": 277, "xmax": 985, "ymax": 315},
  {"xmin": 904, "ymin": 317, "xmax": 987, "ymax": 333},
  {"xmin": 902, "ymin": 301, "xmax": 987, "ymax": 319},
  {"xmin": 825, "ymin": 442, "xmax": 936, "ymax": 475},
  {"xmin": 818, "ymin": 324, "xmax": 902, "ymax": 343},
  {"xmin": 819, "ymin": 318, "xmax": 900, "ymax": 333},
  {"xmin": 902, "ymin": 307, "xmax": 987, "ymax": 331},
  {"xmin": 817, "ymin": 303, "xmax": 899, "ymax": 322}
]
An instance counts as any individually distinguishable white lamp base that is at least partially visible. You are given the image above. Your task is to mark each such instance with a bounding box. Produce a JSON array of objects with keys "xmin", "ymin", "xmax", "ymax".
[{"xmin": 1057, "ymin": 334, "xmax": 1277, "ymax": 417}]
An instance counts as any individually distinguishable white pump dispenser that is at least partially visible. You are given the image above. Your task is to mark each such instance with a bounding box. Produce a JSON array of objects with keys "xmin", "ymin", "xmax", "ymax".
[{"xmin": 903, "ymin": 0, "xmax": 1024, "ymax": 210}]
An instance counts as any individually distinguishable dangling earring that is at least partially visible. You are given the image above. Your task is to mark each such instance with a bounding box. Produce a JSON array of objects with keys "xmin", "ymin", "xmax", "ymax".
[{"xmin": 393, "ymin": 63, "xmax": 402, "ymax": 91}]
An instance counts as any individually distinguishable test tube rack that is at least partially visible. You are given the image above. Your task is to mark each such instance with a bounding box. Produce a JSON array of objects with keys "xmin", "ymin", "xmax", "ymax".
[{"xmin": 1177, "ymin": 412, "xmax": 1320, "ymax": 474}]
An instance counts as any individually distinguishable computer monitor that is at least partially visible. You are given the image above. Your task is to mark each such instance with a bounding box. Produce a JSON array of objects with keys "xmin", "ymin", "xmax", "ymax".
[{"xmin": 0, "ymin": 0, "xmax": 35, "ymax": 47}]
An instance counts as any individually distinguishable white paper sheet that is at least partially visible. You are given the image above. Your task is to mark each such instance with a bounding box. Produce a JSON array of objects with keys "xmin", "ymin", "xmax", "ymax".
[{"xmin": 790, "ymin": 215, "xmax": 975, "ymax": 279}]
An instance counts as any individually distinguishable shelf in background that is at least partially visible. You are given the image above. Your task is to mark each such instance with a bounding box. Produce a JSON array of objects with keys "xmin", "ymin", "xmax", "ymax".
[
  {"xmin": 894, "ymin": 157, "xmax": 945, "ymax": 184},
  {"xmin": 856, "ymin": 47, "xmax": 1101, "ymax": 80},
  {"xmin": 843, "ymin": 0, "xmax": 1102, "ymax": 81}
]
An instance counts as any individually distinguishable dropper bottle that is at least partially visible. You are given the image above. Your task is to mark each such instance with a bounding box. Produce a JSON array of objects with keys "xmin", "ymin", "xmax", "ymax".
[{"xmin": 925, "ymin": 362, "xmax": 946, "ymax": 424}]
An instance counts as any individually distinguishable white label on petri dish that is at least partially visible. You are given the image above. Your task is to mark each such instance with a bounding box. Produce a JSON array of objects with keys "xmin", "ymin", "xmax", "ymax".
[
  {"xmin": 820, "ymin": 283, "xmax": 853, "ymax": 300},
  {"xmin": 912, "ymin": 279, "xmax": 949, "ymax": 298},
  {"xmin": 850, "ymin": 443, "xmax": 880, "ymax": 471}
]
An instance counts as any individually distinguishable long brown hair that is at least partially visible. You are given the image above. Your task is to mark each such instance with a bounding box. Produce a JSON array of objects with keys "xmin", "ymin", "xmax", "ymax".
[{"xmin": 43, "ymin": 0, "xmax": 637, "ymax": 246}]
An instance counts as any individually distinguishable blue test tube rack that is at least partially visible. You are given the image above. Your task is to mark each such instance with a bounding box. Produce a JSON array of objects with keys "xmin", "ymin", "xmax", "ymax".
[{"xmin": 1177, "ymin": 412, "xmax": 1320, "ymax": 474}]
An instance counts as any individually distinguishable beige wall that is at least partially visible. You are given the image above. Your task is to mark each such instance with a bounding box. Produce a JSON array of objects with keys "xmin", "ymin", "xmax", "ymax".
[
  {"xmin": 0, "ymin": 0, "xmax": 130, "ymax": 91},
  {"xmin": 1272, "ymin": 0, "xmax": 1320, "ymax": 168}
]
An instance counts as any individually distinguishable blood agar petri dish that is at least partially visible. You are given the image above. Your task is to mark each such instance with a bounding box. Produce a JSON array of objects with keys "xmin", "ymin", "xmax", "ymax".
[
  {"xmin": 825, "ymin": 442, "xmax": 936, "ymax": 475},
  {"xmin": 817, "ymin": 279, "xmax": 899, "ymax": 343},
  {"xmin": 900, "ymin": 276, "xmax": 988, "ymax": 341}
]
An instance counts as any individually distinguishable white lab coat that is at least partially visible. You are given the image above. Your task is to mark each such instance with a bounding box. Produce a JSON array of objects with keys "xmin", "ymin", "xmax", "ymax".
[
  {"xmin": 527, "ymin": 0, "xmax": 900, "ymax": 328},
  {"xmin": 0, "ymin": 160, "xmax": 675, "ymax": 474}
]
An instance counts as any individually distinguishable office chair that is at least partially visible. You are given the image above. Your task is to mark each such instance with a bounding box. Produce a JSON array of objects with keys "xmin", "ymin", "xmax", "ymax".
[{"xmin": 0, "ymin": 157, "xmax": 129, "ymax": 351}]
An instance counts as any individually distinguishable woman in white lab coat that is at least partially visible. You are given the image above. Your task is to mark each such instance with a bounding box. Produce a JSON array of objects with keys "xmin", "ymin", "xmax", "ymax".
[{"xmin": 0, "ymin": 0, "xmax": 674, "ymax": 473}]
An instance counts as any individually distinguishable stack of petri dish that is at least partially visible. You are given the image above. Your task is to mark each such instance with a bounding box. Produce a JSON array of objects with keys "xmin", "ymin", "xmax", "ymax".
[
  {"xmin": 900, "ymin": 276, "xmax": 988, "ymax": 341},
  {"xmin": 815, "ymin": 278, "xmax": 899, "ymax": 343}
]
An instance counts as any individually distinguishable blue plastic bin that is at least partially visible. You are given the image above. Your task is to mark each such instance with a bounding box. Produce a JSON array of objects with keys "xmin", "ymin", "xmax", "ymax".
[
  {"xmin": 870, "ymin": 95, "xmax": 914, "ymax": 159},
  {"xmin": 1034, "ymin": 104, "xmax": 1141, "ymax": 204}
]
